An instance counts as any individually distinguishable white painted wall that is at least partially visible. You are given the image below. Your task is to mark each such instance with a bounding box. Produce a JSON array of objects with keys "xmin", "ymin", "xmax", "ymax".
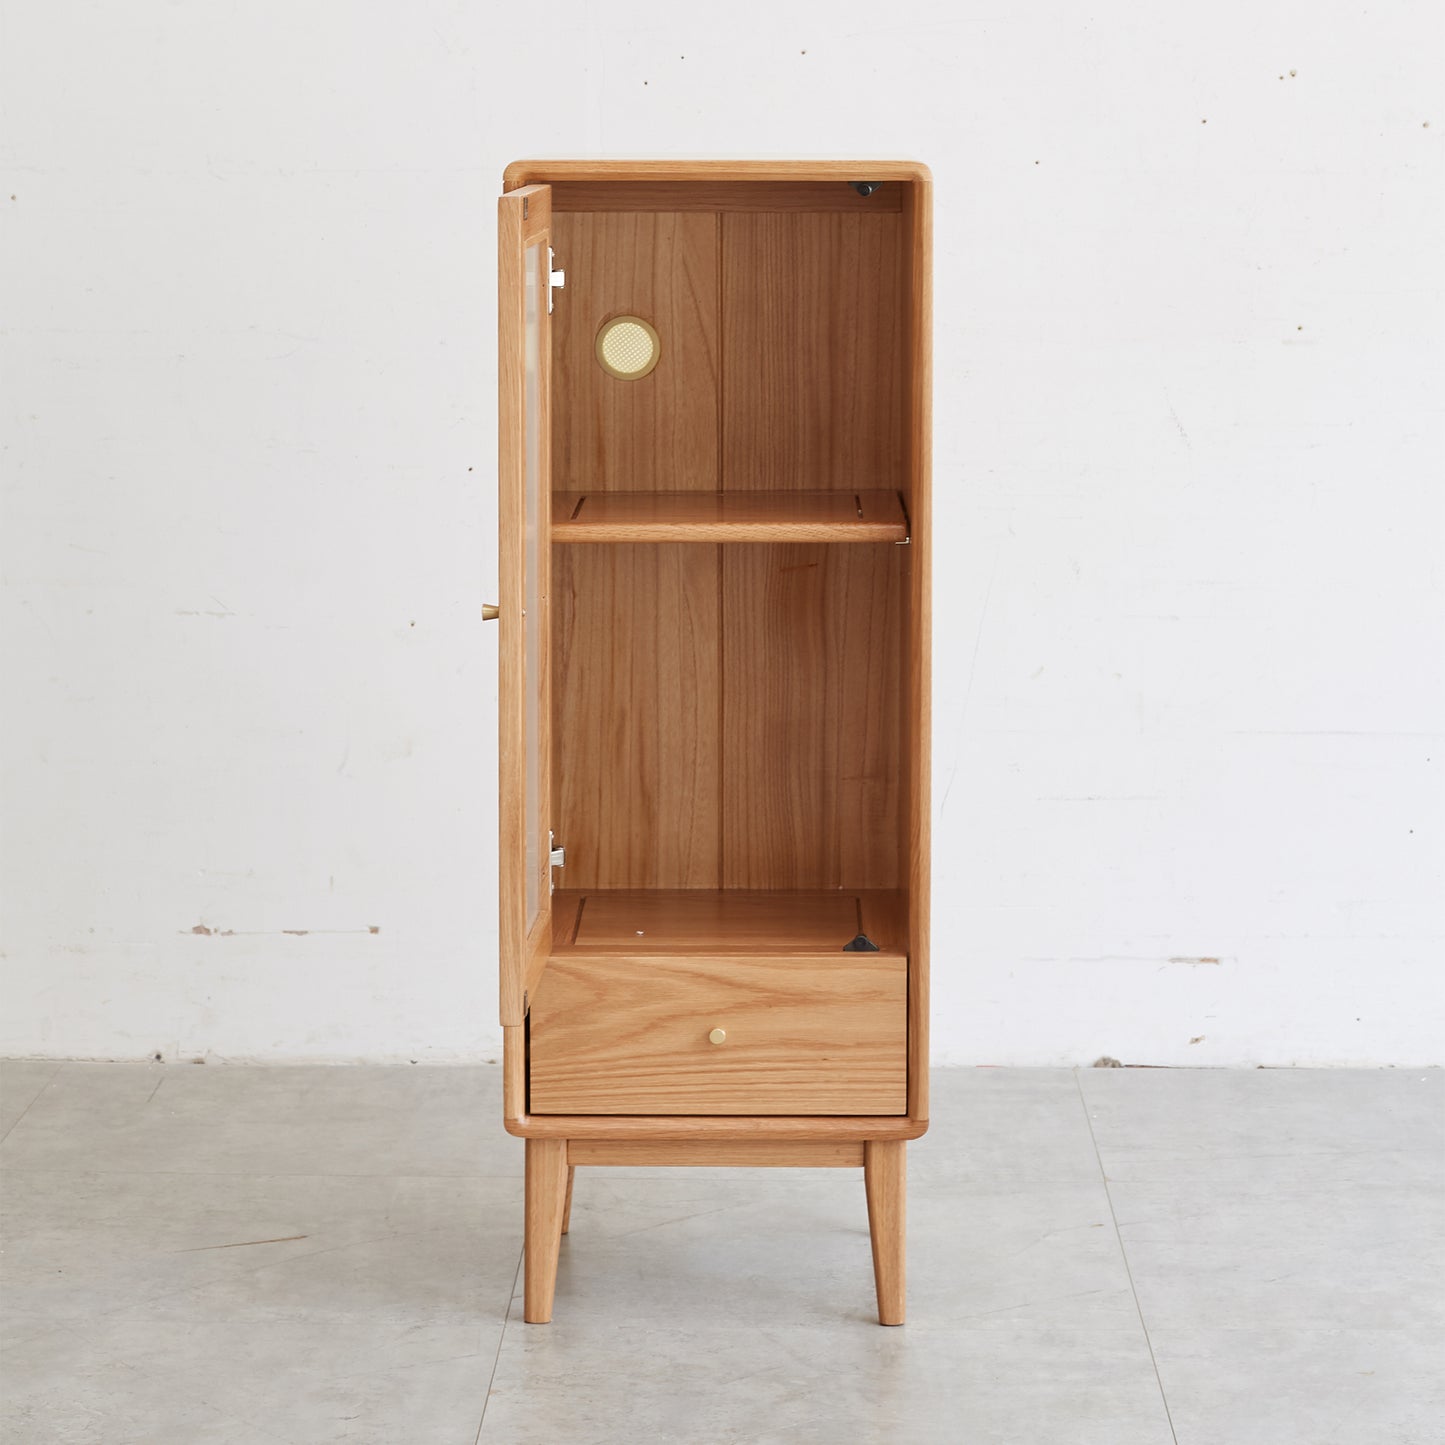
[{"xmin": 2, "ymin": 1, "xmax": 1441, "ymax": 1066}]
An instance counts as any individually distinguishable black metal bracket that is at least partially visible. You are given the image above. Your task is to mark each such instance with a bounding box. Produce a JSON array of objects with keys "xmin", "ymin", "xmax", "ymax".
[{"xmin": 843, "ymin": 932, "xmax": 881, "ymax": 952}]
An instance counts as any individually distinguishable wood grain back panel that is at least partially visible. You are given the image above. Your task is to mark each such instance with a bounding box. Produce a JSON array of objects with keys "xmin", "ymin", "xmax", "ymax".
[
  {"xmin": 549, "ymin": 211, "xmax": 719, "ymax": 492},
  {"xmin": 721, "ymin": 213, "xmax": 905, "ymax": 491},
  {"xmin": 551, "ymin": 544, "xmax": 720, "ymax": 889},
  {"xmin": 721, "ymin": 544, "xmax": 904, "ymax": 889}
]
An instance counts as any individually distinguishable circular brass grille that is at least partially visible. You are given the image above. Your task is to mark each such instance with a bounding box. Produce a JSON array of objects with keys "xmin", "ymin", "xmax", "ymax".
[{"xmin": 595, "ymin": 315, "xmax": 660, "ymax": 379}]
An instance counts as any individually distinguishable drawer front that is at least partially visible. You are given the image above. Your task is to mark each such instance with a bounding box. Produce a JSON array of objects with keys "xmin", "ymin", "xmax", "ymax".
[{"xmin": 528, "ymin": 954, "xmax": 906, "ymax": 1116}]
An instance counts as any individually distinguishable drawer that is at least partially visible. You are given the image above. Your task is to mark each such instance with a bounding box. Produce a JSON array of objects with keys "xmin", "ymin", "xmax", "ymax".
[{"xmin": 528, "ymin": 953, "xmax": 906, "ymax": 1116}]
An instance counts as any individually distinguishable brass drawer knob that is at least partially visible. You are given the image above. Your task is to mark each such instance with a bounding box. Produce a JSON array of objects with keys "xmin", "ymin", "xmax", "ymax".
[
  {"xmin": 482, "ymin": 603, "xmax": 501, "ymax": 621},
  {"xmin": 708, "ymin": 1028, "xmax": 726, "ymax": 1045}
]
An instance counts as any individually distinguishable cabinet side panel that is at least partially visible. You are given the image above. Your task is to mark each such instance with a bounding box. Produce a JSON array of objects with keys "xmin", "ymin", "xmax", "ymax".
[
  {"xmin": 721, "ymin": 544, "xmax": 903, "ymax": 889},
  {"xmin": 904, "ymin": 178, "xmax": 932, "ymax": 1122},
  {"xmin": 721, "ymin": 212, "xmax": 904, "ymax": 491},
  {"xmin": 550, "ymin": 211, "xmax": 719, "ymax": 492},
  {"xmin": 553, "ymin": 543, "xmax": 721, "ymax": 888}
]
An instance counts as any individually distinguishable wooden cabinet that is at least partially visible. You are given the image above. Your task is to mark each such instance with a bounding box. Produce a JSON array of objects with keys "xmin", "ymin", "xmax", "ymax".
[{"xmin": 496, "ymin": 160, "xmax": 931, "ymax": 1325}]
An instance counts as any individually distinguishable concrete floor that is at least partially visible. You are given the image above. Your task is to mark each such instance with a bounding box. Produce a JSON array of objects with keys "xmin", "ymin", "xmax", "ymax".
[{"xmin": 1, "ymin": 1063, "xmax": 1440, "ymax": 1445}]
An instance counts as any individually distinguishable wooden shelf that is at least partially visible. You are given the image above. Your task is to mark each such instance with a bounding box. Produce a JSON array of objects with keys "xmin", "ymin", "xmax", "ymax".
[
  {"xmin": 552, "ymin": 490, "xmax": 909, "ymax": 543},
  {"xmin": 550, "ymin": 889, "xmax": 907, "ymax": 955}
]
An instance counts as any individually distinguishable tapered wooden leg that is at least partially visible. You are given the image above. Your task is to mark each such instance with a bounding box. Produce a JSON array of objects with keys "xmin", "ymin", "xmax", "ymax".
[
  {"xmin": 561, "ymin": 1165, "xmax": 576, "ymax": 1234},
  {"xmin": 524, "ymin": 1138, "xmax": 569, "ymax": 1323},
  {"xmin": 864, "ymin": 1140, "xmax": 906, "ymax": 1325}
]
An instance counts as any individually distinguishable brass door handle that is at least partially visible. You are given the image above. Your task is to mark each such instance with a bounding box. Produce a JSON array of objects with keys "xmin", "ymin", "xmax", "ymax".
[
  {"xmin": 708, "ymin": 1028, "xmax": 726, "ymax": 1045},
  {"xmin": 482, "ymin": 603, "xmax": 500, "ymax": 621}
]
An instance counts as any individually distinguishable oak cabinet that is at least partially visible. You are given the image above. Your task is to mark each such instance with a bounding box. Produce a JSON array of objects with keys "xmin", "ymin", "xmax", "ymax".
[{"xmin": 496, "ymin": 160, "xmax": 931, "ymax": 1325}]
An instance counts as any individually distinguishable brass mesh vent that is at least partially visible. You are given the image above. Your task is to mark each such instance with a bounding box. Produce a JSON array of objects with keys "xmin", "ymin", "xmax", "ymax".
[{"xmin": 595, "ymin": 316, "xmax": 660, "ymax": 380}]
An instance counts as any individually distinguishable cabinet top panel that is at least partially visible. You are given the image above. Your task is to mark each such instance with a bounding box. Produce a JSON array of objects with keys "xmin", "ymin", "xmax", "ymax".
[{"xmin": 503, "ymin": 159, "xmax": 931, "ymax": 190}]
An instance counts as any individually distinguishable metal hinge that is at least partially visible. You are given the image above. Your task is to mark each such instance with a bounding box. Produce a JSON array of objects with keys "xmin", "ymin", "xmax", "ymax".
[
  {"xmin": 548, "ymin": 247, "xmax": 565, "ymax": 313},
  {"xmin": 548, "ymin": 832, "xmax": 565, "ymax": 893}
]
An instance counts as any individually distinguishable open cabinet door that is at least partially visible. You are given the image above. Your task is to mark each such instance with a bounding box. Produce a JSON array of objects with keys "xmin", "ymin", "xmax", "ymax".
[{"xmin": 498, "ymin": 183, "xmax": 555, "ymax": 1038}]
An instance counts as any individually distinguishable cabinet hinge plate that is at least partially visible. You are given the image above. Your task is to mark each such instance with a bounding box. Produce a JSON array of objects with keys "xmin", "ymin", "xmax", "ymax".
[{"xmin": 548, "ymin": 247, "xmax": 565, "ymax": 313}]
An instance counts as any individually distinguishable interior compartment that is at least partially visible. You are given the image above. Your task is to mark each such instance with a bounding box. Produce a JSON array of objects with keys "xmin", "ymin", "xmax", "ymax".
[
  {"xmin": 552, "ymin": 542, "xmax": 906, "ymax": 893},
  {"xmin": 547, "ymin": 183, "xmax": 907, "ymax": 497},
  {"xmin": 550, "ymin": 889, "xmax": 906, "ymax": 954},
  {"xmin": 546, "ymin": 178, "xmax": 919, "ymax": 918}
]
